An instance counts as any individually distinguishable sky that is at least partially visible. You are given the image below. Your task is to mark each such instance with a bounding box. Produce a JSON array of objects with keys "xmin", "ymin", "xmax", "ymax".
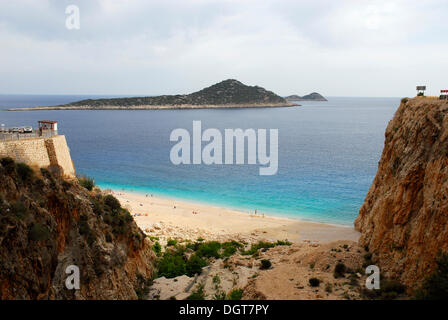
[{"xmin": 0, "ymin": 0, "xmax": 447, "ymax": 97}]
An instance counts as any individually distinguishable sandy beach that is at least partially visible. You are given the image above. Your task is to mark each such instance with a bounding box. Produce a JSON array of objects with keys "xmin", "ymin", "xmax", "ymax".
[{"xmin": 111, "ymin": 190, "xmax": 360, "ymax": 244}]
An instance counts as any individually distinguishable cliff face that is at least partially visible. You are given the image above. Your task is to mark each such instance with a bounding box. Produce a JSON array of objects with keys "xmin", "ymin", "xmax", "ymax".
[
  {"xmin": 355, "ymin": 97, "xmax": 448, "ymax": 289},
  {"xmin": 0, "ymin": 158, "xmax": 155, "ymax": 299}
]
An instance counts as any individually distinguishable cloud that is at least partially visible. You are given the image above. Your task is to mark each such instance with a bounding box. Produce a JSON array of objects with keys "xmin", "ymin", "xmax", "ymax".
[{"xmin": 0, "ymin": 0, "xmax": 447, "ymax": 96}]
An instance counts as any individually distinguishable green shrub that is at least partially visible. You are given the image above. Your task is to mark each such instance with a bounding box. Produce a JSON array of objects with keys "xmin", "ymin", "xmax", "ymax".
[
  {"xmin": 417, "ymin": 92, "xmax": 424, "ymax": 96},
  {"xmin": 196, "ymin": 241, "xmax": 222, "ymax": 258},
  {"xmin": 186, "ymin": 254, "xmax": 207, "ymax": 276},
  {"xmin": 186, "ymin": 284, "xmax": 205, "ymax": 300},
  {"xmin": 227, "ymin": 288, "xmax": 243, "ymax": 300},
  {"xmin": 260, "ymin": 259, "xmax": 272, "ymax": 270},
  {"xmin": 241, "ymin": 241, "xmax": 276, "ymax": 255},
  {"xmin": 16, "ymin": 163, "xmax": 34, "ymax": 181},
  {"xmin": 104, "ymin": 194, "xmax": 121, "ymax": 211},
  {"xmin": 276, "ymin": 240, "xmax": 292, "ymax": 246},
  {"xmin": 1, "ymin": 157, "xmax": 16, "ymax": 174},
  {"xmin": 10, "ymin": 201, "xmax": 29, "ymax": 219},
  {"xmin": 309, "ymin": 278, "xmax": 320, "ymax": 287},
  {"xmin": 29, "ymin": 223, "xmax": 50, "ymax": 241},
  {"xmin": 78, "ymin": 175, "xmax": 95, "ymax": 191},
  {"xmin": 334, "ymin": 263, "xmax": 347, "ymax": 278},
  {"xmin": 152, "ymin": 241, "xmax": 162, "ymax": 256},
  {"xmin": 415, "ymin": 252, "xmax": 448, "ymax": 300},
  {"xmin": 401, "ymin": 97, "xmax": 408, "ymax": 103},
  {"xmin": 167, "ymin": 239, "xmax": 178, "ymax": 247},
  {"xmin": 157, "ymin": 253, "xmax": 186, "ymax": 278}
]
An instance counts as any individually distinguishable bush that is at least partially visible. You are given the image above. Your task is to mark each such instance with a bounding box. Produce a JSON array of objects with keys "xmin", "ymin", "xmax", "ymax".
[
  {"xmin": 152, "ymin": 241, "xmax": 162, "ymax": 256},
  {"xmin": 334, "ymin": 263, "xmax": 347, "ymax": 278},
  {"xmin": 196, "ymin": 241, "xmax": 222, "ymax": 259},
  {"xmin": 309, "ymin": 277, "xmax": 320, "ymax": 287},
  {"xmin": 104, "ymin": 194, "xmax": 121, "ymax": 211},
  {"xmin": 29, "ymin": 223, "xmax": 50, "ymax": 241},
  {"xmin": 167, "ymin": 239, "xmax": 178, "ymax": 247},
  {"xmin": 227, "ymin": 288, "xmax": 243, "ymax": 300},
  {"xmin": 186, "ymin": 254, "xmax": 207, "ymax": 276},
  {"xmin": 11, "ymin": 201, "xmax": 29, "ymax": 219},
  {"xmin": 0, "ymin": 157, "xmax": 15, "ymax": 174},
  {"xmin": 401, "ymin": 97, "xmax": 408, "ymax": 104},
  {"xmin": 241, "ymin": 241, "xmax": 276, "ymax": 255},
  {"xmin": 78, "ymin": 175, "xmax": 95, "ymax": 191},
  {"xmin": 260, "ymin": 259, "xmax": 272, "ymax": 270},
  {"xmin": 417, "ymin": 92, "xmax": 424, "ymax": 96},
  {"xmin": 186, "ymin": 284, "xmax": 205, "ymax": 300},
  {"xmin": 16, "ymin": 163, "xmax": 34, "ymax": 181},
  {"xmin": 157, "ymin": 253, "xmax": 186, "ymax": 278},
  {"xmin": 415, "ymin": 252, "xmax": 448, "ymax": 300}
]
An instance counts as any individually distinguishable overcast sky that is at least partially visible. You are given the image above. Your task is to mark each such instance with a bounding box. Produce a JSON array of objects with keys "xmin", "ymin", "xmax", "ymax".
[{"xmin": 1, "ymin": 0, "xmax": 447, "ymax": 97}]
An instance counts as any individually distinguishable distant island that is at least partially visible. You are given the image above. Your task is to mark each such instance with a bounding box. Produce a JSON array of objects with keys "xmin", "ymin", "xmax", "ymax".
[
  {"xmin": 285, "ymin": 92, "xmax": 327, "ymax": 101},
  {"xmin": 8, "ymin": 79, "xmax": 298, "ymax": 111}
]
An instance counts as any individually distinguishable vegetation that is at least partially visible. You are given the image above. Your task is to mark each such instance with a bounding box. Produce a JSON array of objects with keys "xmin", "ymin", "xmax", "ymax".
[
  {"xmin": 16, "ymin": 162, "xmax": 34, "ymax": 181},
  {"xmin": 227, "ymin": 288, "xmax": 244, "ymax": 300},
  {"xmin": 401, "ymin": 97, "xmax": 408, "ymax": 103},
  {"xmin": 152, "ymin": 241, "xmax": 162, "ymax": 256},
  {"xmin": 28, "ymin": 223, "xmax": 50, "ymax": 241},
  {"xmin": 62, "ymin": 79, "xmax": 288, "ymax": 108},
  {"xmin": 241, "ymin": 240, "xmax": 291, "ymax": 256},
  {"xmin": 260, "ymin": 259, "xmax": 272, "ymax": 270},
  {"xmin": 186, "ymin": 283, "xmax": 206, "ymax": 300},
  {"xmin": 0, "ymin": 157, "xmax": 15, "ymax": 174},
  {"xmin": 309, "ymin": 278, "xmax": 320, "ymax": 287},
  {"xmin": 415, "ymin": 252, "xmax": 448, "ymax": 300},
  {"xmin": 334, "ymin": 263, "xmax": 347, "ymax": 278},
  {"xmin": 153, "ymin": 239, "xmax": 289, "ymax": 280},
  {"xmin": 78, "ymin": 175, "xmax": 95, "ymax": 191}
]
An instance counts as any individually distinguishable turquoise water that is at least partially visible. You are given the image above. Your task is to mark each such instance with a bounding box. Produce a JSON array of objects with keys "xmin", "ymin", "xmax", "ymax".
[{"xmin": 0, "ymin": 95, "xmax": 399, "ymax": 225}]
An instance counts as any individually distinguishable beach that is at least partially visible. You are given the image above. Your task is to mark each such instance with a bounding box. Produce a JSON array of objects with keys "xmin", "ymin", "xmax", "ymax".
[{"xmin": 111, "ymin": 190, "xmax": 360, "ymax": 244}]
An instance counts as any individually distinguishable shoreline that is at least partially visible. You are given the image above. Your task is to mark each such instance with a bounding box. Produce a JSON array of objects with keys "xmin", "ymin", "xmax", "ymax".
[
  {"xmin": 109, "ymin": 188, "xmax": 360, "ymax": 244},
  {"xmin": 6, "ymin": 102, "xmax": 299, "ymax": 111}
]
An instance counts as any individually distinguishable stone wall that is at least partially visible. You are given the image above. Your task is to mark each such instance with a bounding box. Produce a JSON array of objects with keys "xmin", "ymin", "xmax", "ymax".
[{"xmin": 0, "ymin": 135, "xmax": 75, "ymax": 177}]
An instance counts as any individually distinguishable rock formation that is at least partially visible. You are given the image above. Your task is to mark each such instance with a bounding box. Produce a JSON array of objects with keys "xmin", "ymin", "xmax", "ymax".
[
  {"xmin": 0, "ymin": 158, "xmax": 155, "ymax": 299},
  {"xmin": 355, "ymin": 97, "xmax": 448, "ymax": 290}
]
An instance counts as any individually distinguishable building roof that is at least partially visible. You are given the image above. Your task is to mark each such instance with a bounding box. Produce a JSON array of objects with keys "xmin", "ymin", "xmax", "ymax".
[{"xmin": 38, "ymin": 120, "xmax": 58, "ymax": 124}]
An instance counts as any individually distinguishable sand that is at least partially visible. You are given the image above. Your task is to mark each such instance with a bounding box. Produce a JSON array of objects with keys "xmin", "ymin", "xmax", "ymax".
[{"xmin": 111, "ymin": 190, "xmax": 360, "ymax": 244}]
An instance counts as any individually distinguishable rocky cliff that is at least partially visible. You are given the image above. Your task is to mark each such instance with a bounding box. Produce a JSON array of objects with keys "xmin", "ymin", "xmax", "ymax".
[
  {"xmin": 0, "ymin": 158, "xmax": 155, "ymax": 299},
  {"xmin": 355, "ymin": 97, "xmax": 448, "ymax": 289}
]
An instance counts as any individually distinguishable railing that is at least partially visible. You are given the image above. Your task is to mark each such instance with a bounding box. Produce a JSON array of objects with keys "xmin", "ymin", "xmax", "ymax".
[{"xmin": 0, "ymin": 130, "xmax": 58, "ymax": 141}]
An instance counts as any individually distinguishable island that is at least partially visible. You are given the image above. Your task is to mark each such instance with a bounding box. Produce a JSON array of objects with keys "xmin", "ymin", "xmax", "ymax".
[
  {"xmin": 8, "ymin": 79, "xmax": 298, "ymax": 111},
  {"xmin": 285, "ymin": 92, "xmax": 327, "ymax": 101}
]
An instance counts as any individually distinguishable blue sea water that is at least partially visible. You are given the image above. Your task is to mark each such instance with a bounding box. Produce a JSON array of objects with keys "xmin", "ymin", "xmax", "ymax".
[{"xmin": 0, "ymin": 94, "xmax": 399, "ymax": 226}]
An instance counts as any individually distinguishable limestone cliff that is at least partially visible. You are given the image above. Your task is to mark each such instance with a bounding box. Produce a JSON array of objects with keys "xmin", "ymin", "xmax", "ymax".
[
  {"xmin": 355, "ymin": 97, "xmax": 448, "ymax": 289},
  {"xmin": 0, "ymin": 158, "xmax": 155, "ymax": 299}
]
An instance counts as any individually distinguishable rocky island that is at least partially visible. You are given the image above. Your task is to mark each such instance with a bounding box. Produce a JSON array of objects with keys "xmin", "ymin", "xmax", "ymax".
[
  {"xmin": 285, "ymin": 92, "xmax": 327, "ymax": 101},
  {"xmin": 8, "ymin": 79, "xmax": 297, "ymax": 111}
]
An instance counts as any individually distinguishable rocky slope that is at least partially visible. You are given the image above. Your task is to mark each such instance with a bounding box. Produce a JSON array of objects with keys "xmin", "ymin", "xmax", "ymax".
[
  {"xmin": 285, "ymin": 92, "xmax": 327, "ymax": 101},
  {"xmin": 355, "ymin": 97, "xmax": 448, "ymax": 290},
  {"xmin": 0, "ymin": 158, "xmax": 155, "ymax": 299},
  {"xmin": 15, "ymin": 80, "xmax": 296, "ymax": 110}
]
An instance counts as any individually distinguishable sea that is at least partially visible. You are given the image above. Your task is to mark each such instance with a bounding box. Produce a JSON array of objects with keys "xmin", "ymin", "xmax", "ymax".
[{"xmin": 0, "ymin": 94, "xmax": 399, "ymax": 226}]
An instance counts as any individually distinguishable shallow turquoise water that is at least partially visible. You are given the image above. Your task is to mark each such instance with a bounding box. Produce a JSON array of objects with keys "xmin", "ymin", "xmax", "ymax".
[{"xmin": 0, "ymin": 95, "xmax": 399, "ymax": 225}]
